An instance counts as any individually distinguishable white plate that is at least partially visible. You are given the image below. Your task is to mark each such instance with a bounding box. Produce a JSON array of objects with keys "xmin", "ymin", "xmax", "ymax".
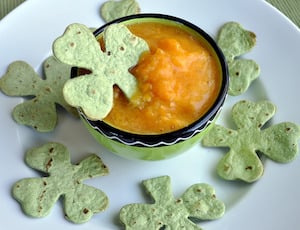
[{"xmin": 1, "ymin": 0, "xmax": 299, "ymax": 229}]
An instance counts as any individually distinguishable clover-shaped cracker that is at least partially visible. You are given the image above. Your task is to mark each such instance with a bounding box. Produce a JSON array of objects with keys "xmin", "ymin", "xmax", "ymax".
[
  {"xmin": 0, "ymin": 56, "xmax": 77, "ymax": 132},
  {"xmin": 217, "ymin": 22, "xmax": 260, "ymax": 96},
  {"xmin": 202, "ymin": 100, "xmax": 300, "ymax": 182},
  {"xmin": 12, "ymin": 142, "xmax": 109, "ymax": 223},
  {"xmin": 53, "ymin": 23, "xmax": 149, "ymax": 120},
  {"xmin": 100, "ymin": 0, "xmax": 140, "ymax": 23},
  {"xmin": 120, "ymin": 176, "xmax": 225, "ymax": 229}
]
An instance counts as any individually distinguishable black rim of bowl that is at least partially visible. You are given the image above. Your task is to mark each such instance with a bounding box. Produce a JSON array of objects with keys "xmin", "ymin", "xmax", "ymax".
[{"xmin": 78, "ymin": 13, "xmax": 229, "ymax": 147}]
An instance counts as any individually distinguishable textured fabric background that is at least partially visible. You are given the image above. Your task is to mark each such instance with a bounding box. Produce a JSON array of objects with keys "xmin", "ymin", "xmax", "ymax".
[
  {"xmin": 0, "ymin": 0, "xmax": 299, "ymax": 27},
  {"xmin": 0, "ymin": 0, "xmax": 25, "ymax": 19},
  {"xmin": 267, "ymin": 0, "xmax": 300, "ymax": 27}
]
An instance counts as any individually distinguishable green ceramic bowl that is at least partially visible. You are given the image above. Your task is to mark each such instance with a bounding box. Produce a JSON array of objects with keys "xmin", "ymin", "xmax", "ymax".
[{"xmin": 79, "ymin": 14, "xmax": 229, "ymax": 161}]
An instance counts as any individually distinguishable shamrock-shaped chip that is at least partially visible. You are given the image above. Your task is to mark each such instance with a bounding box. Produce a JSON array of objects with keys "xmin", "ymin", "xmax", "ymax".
[
  {"xmin": 100, "ymin": 0, "xmax": 140, "ymax": 23},
  {"xmin": 0, "ymin": 56, "xmax": 77, "ymax": 132},
  {"xmin": 217, "ymin": 22, "xmax": 260, "ymax": 96},
  {"xmin": 120, "ymin": 176, "xmax": 225, "ymax": 229},
  {"xmin": 12, "ymin": 142, "xmax": 109, "ymax": 223},
  {"xmin": 202, "ymin": 100, "xmax": 300, "ymax": 182},
  {"xmin": 53, "ymin": 23, "xmax": 149, "ymax": 120}
]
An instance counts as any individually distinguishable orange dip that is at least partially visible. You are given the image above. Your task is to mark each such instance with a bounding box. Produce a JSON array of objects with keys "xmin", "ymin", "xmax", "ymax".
[{"xmin": 103, "ymin": 22, "xmax": 221, "ymax": 134}]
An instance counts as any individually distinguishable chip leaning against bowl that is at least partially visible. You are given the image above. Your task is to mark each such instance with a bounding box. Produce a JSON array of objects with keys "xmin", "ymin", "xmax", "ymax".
[{"xmin": 103, "ymin": 21, "xmax": 222, "ymax": 134}]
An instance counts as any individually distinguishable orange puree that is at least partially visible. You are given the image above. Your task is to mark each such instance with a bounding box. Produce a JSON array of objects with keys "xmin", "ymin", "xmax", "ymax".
[{"xmin": 103, "ymin": 22, "xmax": 221, "ymax": 134}]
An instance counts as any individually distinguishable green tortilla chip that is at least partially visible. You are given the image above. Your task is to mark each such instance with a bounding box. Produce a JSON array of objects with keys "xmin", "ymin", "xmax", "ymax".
[
  {"xmin": 120, "ymin": 176, "xmax": 225, "ymax": 229},
  {"xmin": 217, "ymin": 21, "xmax": 256, "ymax": 61},
  {"xmin": 228, "ymin": 59, "xmax": 260, "ymax": 95},
  {"xmin": 12, "ymin": 142, "xmax": 109, "ymax": 224},
  {"xmin": 217, "ymin": 22, "xmax": 260, "ymax": 96},
  {"xmin": 100, "ymin": 0, "xmax": 140, "ymax": 22},
  {"xmin": 0, "ymin": 56, "xmax": 77, "ymax": 132},
  {"xmin": 53, "ymin": 23, "xmax": 149, "ymax": 120},
  {"xmin": 202, "ymin": 100, "xmax": 300, "ymax": 182}
]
